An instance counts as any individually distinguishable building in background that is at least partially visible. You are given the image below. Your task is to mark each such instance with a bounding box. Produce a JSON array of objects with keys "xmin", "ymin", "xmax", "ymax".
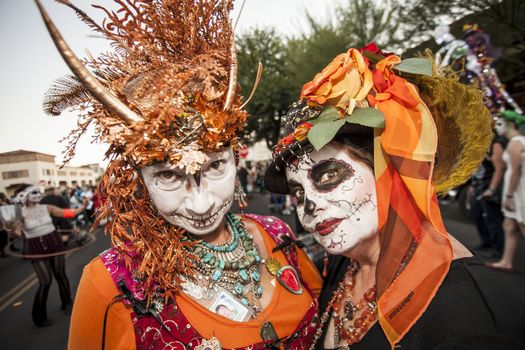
[{"xmin": 0, "ymin": 150, "xmax": 103, "ymax": 195}]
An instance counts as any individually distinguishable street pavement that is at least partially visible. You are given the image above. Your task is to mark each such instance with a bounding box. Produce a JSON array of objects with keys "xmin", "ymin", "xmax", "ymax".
[{"xmin": 0, "ymin": 192, "xmax": 523, "ymax": 349}]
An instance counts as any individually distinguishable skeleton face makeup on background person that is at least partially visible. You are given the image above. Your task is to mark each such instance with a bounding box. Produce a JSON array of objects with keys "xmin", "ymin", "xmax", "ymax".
[
  {"xmin": 494, "ymin": 117, "xmax": 507, "ymax": 137},
  {"xmin": 24, "ymin": 186, "xmax": 43, "ymax": 204},
  {"xmin": 285, "ymin": 142, "xmax": 378, "ymax": 255},
  {"xmin": 141, "ymin": 148, "xmax": 236, "ymax": 236}
]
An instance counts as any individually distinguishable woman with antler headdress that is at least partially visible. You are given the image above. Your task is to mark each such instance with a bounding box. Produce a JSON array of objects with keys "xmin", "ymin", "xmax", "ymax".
[
  {"xmin": 264, "ymin": 45, "xmax": 525, "ymax": 349},
  {"xmin": 35, "ymin": 1, "xmax": 321, "ymax": 349}
]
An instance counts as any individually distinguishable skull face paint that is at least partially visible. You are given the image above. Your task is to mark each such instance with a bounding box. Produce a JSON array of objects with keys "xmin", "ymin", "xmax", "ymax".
[
  {"xmin": 141, "ymin": 148, "xmax": 236, "ymax": 236},
  {"xmin": 494, "ymin": 117, "xmax": 507, "ymax": 137},
  {"xmin": 21, "ymin": 186, "xmax": 43, "ymax": 204},
  {"xmin": 285, "ymin": 142, "xmax": 378, "ymax": 255}
]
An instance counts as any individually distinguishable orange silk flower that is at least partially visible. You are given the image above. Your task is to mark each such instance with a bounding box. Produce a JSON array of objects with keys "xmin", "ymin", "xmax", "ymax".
[{"xmin": 301, "ymin": 49, "xmax": 373, "ymax": 114}]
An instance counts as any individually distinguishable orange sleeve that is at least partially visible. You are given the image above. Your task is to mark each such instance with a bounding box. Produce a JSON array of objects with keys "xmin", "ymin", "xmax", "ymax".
[
  {"xmin": 68, "ymin": 258, "xmax": 136, "ymax": 350},
  {"xmin": 295, "ymin": 244, "xmax": 323, "ymax": 298}
]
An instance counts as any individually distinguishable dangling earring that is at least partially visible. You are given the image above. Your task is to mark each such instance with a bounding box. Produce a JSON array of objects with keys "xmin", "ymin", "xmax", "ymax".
[
  {"xmin": 322, "ymin": 251, "xmax": 329, "ymax": 278},
  {"xmin": 234, "ymin": 177, "xmax": 248, "ymax": 211}
]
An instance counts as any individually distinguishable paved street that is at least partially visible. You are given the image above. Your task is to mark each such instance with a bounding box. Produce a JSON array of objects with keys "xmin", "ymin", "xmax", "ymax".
[{"xmin": 0, "ymin": 192, "xmax": 523, "ymax": 349}]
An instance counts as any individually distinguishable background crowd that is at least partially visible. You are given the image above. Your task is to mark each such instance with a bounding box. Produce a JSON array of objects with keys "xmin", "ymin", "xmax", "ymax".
[{"xmin": 0, "ymin": 185, "xmax": 102, "ymax": 256}]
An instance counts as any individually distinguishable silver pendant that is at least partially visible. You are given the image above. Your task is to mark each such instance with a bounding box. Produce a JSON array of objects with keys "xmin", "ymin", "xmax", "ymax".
[
  {"xmin": 195, "ymin": 337, "xmax": 222, "ymax": 350},
  {"xmin": 180, "ymin": 281, "xmax": 208, "ymax": 300},
  {"xmin": 260, "ymin": 321, "xmax": 278, "ymax": 342}
]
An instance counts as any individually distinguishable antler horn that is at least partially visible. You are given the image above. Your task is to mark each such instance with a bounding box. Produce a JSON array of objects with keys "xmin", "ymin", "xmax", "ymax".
[
  {"xmin": 223, "ymin": 30, "xmax": 238, "ymax": 111},
  {"xmin": 34, "ymin": 0, "xmax": 142, "ymax": 124}
]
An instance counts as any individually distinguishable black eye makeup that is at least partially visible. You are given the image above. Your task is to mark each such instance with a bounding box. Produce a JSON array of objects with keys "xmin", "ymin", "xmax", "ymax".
[
  {"xmin": 288, "ymin": 180, "xmax": 305, "ymax": 204},
  {"xmin": 309, "ymin": 158, "xmax": 354, "ymax": 191}
]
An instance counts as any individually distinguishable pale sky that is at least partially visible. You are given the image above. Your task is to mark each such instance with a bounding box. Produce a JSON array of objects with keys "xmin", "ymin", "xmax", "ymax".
[{"xmin": 0, "ymin": 0, "xmax": 338, "ymax": 167}]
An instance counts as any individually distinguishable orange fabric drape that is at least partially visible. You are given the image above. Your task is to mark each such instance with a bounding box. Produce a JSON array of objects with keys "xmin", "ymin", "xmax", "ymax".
[{"xmin": 368, "ymin": 57, "xmax": 453, "ymax": 348}]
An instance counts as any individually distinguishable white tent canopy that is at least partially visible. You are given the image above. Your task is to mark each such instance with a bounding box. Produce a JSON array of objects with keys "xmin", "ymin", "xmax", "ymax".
[{"xmin": 245, "ymin": 140, "xmax": 272, "ymax": 162}]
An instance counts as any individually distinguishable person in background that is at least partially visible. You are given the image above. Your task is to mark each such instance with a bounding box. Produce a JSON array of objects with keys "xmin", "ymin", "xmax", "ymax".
[
  {"xmin": 255, "ymin": 163, "xmax": 266, "ymax": 194},
  {"xmin": 487, "ymin": 111, "xmax": 525, "ymax": 271},
  {"xmin": 13, "ymin": 184, "xmax": 88, "ymax": 327},
  {"xmin": 68, "ymin": 188, "xmax": 87, "ymax": 226},
  {"xmin": 41, "ymin": 187, "xmax": 74, "ymax": 240},
  {"xmin": 0, "ymin": 192, "xmax": 11, "ymax": 257},
  {"xmin": 246, "ymin": 161, "xmax": 256, "ymax": 198},
  {"xmin": 68, "ymin": 188, "xmax": 81, "ymax": 209},
  {"xmin": 81, "ymin": 187, "xmax": 95, "ymax": 223},
  {"xmin": 469, "ymin": 116, "xmax": 508, "ymax": 256},
  {"xmin": 92, "ymin": 187, "xmax": 99, "ymax": 220}
]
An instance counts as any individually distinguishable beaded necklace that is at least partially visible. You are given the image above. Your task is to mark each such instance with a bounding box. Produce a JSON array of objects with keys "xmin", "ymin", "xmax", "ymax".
[
  {"xmin": 310, "ymin": 260, "xmax": 377, "ymax": 349},
  {"xmin": 186, "ymin": 213, "xmax": 264, "ymax": 313}
]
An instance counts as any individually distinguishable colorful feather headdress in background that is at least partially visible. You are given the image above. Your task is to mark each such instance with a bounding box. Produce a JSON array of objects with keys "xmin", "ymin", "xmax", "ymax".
[{"xmin": 36, "ymin": 0, "xmax": 251, "ymax": 300}]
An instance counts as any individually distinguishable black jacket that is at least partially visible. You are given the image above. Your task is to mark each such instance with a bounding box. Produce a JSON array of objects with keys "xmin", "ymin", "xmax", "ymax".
[{"xmin": 316, "ymin": 256, "xmax": 525, "ymax": 350}]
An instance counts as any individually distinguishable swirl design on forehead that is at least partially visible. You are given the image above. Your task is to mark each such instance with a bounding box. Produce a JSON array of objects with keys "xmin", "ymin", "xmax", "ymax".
[
  {"xmin": 308, "ymin": 158, "xmax": 355, "ymax": 192},
  {"xmin": 287, "ymin": 145, "xmax": 314, "ymax": 173}
]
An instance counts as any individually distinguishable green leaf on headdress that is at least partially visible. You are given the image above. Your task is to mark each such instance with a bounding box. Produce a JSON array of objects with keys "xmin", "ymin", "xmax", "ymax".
[
  {"xmin": 307, "ymin": 118, "xmax": 346, "ymax": 151},
  {"xmin": 394, "ymin": 58, "xmax": 432, "ymax": 76},
  {"xmin": 345, "ymin": 107, "xmax": 385, "ymax": 128},
  {"xmin": 309, "ymin": 106, "xmax": 341, "ymax": 125}
]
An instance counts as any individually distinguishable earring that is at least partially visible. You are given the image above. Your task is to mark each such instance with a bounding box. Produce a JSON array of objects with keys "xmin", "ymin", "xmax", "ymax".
[
  {"xmin": 322, "ymin": 251, "xmax": 329, "ymax": 278},
  {"xmin": 234, "ymin": 177, "xmax": 248, "ymax": 211}
]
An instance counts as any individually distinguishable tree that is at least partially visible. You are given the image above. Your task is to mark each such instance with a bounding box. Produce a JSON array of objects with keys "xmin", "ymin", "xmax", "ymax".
[
  {"xmin": 286, "ymin": 0, "xmax": 406, "ymax": 92},
  {"xmin": 237, "ymin": 28, "xmax": 294, "ymax": 148},
  {"xmin": 236, "ymin": 0, "xmax": 525, "ymax": 145},
  {"xmin": 286, "ymin": 16, "xmax": 348, "ymax": 94},
  {"xmin": 335, "ymin": 0, "xmax": 405, "ymax": 49},
  {"xmin": 236, "ymin": 0, "xmax": 410, "ymax": 146}
]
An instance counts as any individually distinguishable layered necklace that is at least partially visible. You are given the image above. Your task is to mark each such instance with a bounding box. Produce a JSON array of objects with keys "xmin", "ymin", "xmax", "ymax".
[
  {"xmin": 310, "ymin": 260, "xmax": 377, "ymax": 349},
  {"xmin": 186, "ymin": 213, "xmax": 264, "ymax": 313}
]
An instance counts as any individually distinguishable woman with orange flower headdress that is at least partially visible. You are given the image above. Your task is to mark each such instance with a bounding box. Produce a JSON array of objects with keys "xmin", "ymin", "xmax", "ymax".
[
  {"xmin": 265, "ymin": 44, "xmax": 525, "ymax": 349},
  {"xmin": 35, "ymin": 1, "xmax": 322, "ymax": 349}
]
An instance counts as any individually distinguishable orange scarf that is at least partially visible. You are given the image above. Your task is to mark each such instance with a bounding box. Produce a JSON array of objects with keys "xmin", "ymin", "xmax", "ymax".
[{"xmin": 368, "ymin": 56, "xmax": 452, "ymax": 348}]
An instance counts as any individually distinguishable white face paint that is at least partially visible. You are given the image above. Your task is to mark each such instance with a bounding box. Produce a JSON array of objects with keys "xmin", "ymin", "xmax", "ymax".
[
  {"xmin": 22, "ymin": 186, "xmax": 43, "ymax": 204},
  {"xmin": 495, "ymin": 117, "xmax": 507, "ymax": 137},
  {"xmin": 141, "ymin": 148, "xmax": 236, "ymax": 236},
  {"xmin": 285, "ymin": 142, "xmax": 378, "ymax": 255}
]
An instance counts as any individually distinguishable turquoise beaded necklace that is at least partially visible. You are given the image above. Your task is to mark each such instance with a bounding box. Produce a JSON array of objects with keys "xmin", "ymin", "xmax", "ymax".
[{"xmin": 187, "ymin": 213, "xmax": 264, "ymax": 312}]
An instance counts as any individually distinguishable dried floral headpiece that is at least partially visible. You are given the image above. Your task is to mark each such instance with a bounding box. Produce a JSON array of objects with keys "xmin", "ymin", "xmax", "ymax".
[{"xmin": 38, "ymin": 0, "xmax": 247, "ymax": 172}]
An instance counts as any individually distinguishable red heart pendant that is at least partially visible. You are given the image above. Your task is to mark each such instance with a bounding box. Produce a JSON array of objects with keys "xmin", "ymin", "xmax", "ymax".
[{"xmin": 276, "ymin": 265, "xmax": 303, "ymax": 295}]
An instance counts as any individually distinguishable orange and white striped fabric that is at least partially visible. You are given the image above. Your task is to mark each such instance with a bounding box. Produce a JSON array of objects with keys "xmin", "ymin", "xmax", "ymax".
[{"xmin": 368, "ymin": 56, "xmax": 452, "ymax": 348}]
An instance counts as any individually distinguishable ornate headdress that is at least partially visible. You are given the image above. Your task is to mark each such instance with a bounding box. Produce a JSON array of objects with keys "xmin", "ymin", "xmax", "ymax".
[
  {"xmin": 266, "ymin": 44, "xmax": 492, "ymax": 195},
  {"xmin": 265, "ymin": 44, "xmax": 492, "ymax": 347},
  {"xmin": 36, "ymin": 0, "xmax": 248, "ymax": 300}
]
